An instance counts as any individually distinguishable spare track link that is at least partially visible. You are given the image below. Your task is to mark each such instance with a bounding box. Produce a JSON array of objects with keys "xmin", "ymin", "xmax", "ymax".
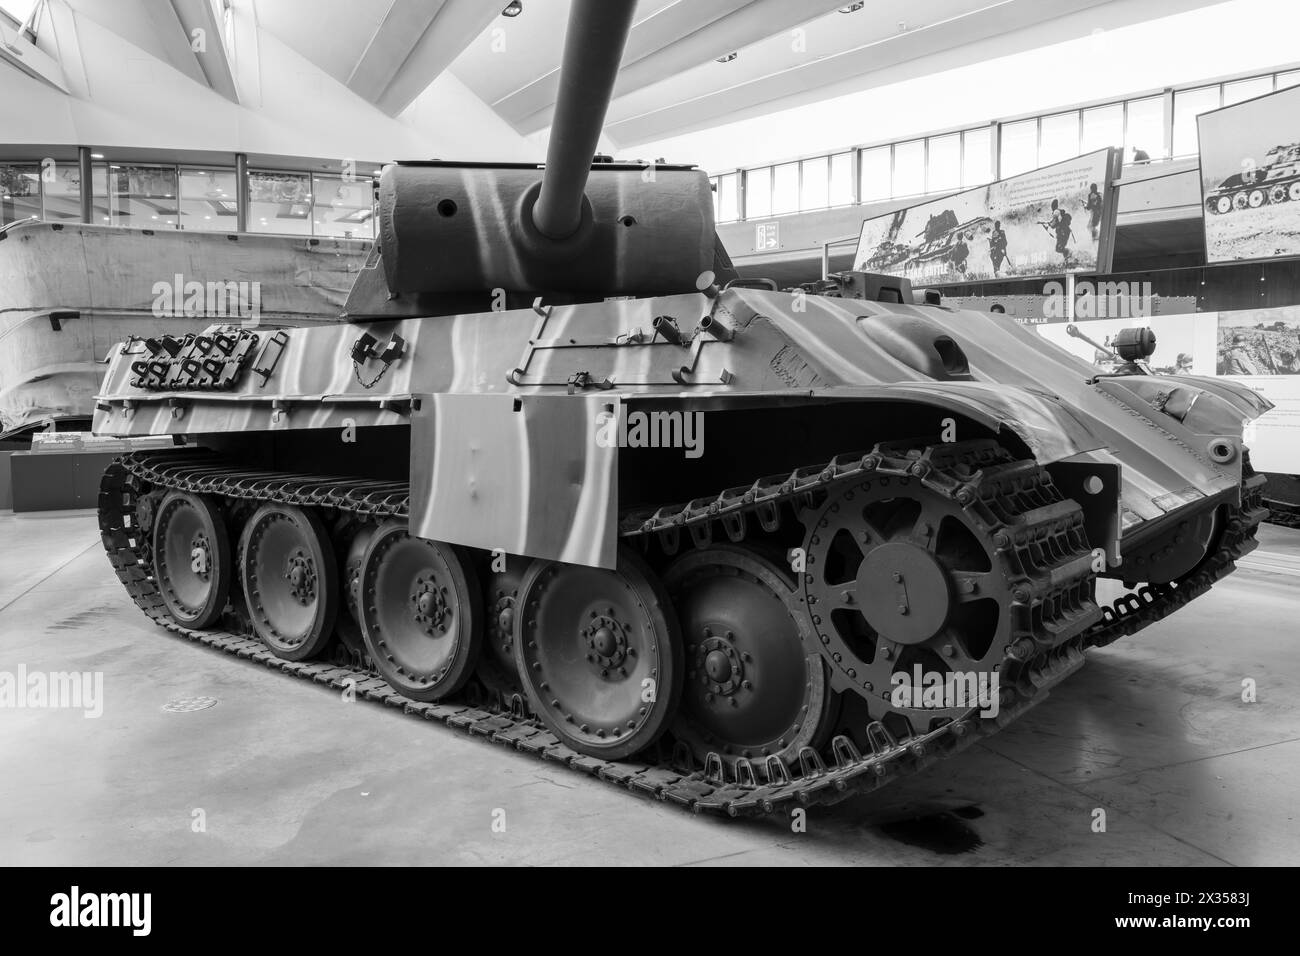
[{"xmin": 95, "ymin": 442, "xmax": 1248, "ymax": 816}]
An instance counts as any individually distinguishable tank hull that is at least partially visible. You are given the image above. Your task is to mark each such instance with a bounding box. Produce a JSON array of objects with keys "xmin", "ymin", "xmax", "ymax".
[{"xmin": 93, "ymin": 288, "xmax": 1266, "ymax": 570}]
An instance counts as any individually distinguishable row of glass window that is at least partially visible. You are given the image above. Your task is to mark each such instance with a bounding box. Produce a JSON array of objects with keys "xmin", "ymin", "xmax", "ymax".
[
  {"xmin": 710, "ymin": 68, "xmax": 1300, "ymax": 222},
  {"xmin": 0, "ymin": 162, "xmax": 375, "ymax": 238}
]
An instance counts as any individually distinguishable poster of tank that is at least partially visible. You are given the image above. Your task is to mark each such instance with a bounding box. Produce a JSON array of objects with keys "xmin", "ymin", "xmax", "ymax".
[
  {"xmin": 852, "ymin": 148, "xmax": 1120, "ymax": 285},
  {"xmin": 1216, "ymin": 307, "xmax": 1300, "ymax": 375},
  {"xmin": 1199, "ymin": 84, "xmax": 1300, "ymax": 263},
  {"xmin": 1035, "ymin": 313, "xmax": 1198, "ymax": 375}
]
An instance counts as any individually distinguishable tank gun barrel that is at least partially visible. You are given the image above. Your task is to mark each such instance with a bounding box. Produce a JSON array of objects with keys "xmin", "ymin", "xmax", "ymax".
[{"xmin": 532, "ymin": 0, "xmax": 637, "ymax": 240}]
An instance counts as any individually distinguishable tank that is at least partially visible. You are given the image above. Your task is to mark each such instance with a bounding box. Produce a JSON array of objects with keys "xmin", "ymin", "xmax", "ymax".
[
  {"xmin": 91, "ymin": 0, "xmax": 1271, "ymax": 816},
  {"xmin": 1205, "ymin": 141, "xmax": 1300, "ymax": 215}
]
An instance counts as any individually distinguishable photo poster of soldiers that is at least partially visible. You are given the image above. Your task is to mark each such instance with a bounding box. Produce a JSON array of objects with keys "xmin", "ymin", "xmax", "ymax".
[
  {"xmin": 1199, "ymin": 83, "xmax": 1300, "ymax": 263},
  {"xmin": 852, "ymin": 148, "xmax": 1120, "ymax": 285},
  {"xmin": 1216, "ymin": 306, "xmax": 1300, "ymax": 375},
  {"xmin": 1212, "ymin": 308, "xmax": 1300, "ymax": 471}
]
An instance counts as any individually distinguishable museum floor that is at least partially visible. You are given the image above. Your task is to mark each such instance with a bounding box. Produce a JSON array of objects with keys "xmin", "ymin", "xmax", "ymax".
[{"xmin": 2, "ymin": 508, "xmax": 1297, "ymax": 867}]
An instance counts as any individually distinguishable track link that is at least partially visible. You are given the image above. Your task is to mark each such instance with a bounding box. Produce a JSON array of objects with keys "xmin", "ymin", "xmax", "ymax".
[{"xmin": 97, "ymin": 443, "xmax": 1262, "ymax": 816}]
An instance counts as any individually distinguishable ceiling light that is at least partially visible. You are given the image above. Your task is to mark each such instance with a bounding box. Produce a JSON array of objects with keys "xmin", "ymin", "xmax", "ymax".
[
  {"xmin": 91, "ymin": 153, "xmax": 104, "ymax": 159},
  {"xmin": 716, "ymin": 51, "xmax": 737, "ymax": 63},
  {"xmin": 838, "ymin": 3, "xmax": 864, "ymax": 11},
  {"xmin": 502, "ymin": 1, "xmax": 522, "ymax": 17}
]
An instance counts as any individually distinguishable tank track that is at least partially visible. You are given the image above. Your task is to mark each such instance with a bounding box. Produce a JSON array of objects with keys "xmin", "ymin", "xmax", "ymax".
[
  {"xmin": 1263, "ymin": 500, "xmax": 1300, "ymax": 529},
  {"xmin": 1086, "ymin": 467, "xmax": 1267, "ymax": 648},
  {"xmin": 96, "ymin": 444, "xmax": 1257, "ymax": 816},
  {"xmin": 1258, "ymin": 473, "xmax": 1300, "ymax": 529}
]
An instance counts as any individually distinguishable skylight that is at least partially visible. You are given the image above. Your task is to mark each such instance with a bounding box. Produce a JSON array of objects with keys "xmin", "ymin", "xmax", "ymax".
[{"xmin": 0, "ymin": 0, "xmax": 38, "ymax": 26}]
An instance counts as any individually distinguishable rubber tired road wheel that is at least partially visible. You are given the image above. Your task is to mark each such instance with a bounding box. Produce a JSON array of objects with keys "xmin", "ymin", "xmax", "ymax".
[
  {"xmin": 358, "ymin": 522, "xmax": 483, "ymax": 701},
  {"xmin": 240, "ymin": 503, "xmax": 339, "ymax": 661},
  {"xmin": 152, "ymin": 491, "xmax": 232, "ymax": 629},
  {"xmin": 514, "ymin": 546, "xmax": 683, "ymax": 760}
]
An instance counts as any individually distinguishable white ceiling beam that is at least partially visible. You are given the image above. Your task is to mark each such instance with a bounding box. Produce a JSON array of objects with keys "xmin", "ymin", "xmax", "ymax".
[
  {"xmin": 347, "ymin": 0, "xmax": 447, "ymax": 104},
  {"xmin": 507, "ymin": 0, "xmax": 848, "ymax": 132},
  {"xmin": 168, "ymin": 0, "xmax": 238, "ymax": 102},
  {"xmin": 375, "ymin": 0, "xmax": 502, "ymax": 116}
]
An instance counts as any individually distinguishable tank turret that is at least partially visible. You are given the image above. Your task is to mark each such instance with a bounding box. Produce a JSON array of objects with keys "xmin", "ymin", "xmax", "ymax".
[{"xmin": 346, "ymin": 0, "xmax": 717, "ymax": 317}]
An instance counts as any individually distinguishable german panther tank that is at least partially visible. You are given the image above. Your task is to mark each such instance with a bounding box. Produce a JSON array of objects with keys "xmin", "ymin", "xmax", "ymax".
[{"xmin": 93, "ymin": 0, "xmax": 1271, "ymax": 816}]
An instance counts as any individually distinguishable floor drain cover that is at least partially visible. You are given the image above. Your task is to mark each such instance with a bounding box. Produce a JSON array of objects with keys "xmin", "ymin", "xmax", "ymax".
[{"xmin": 162, "ymin": 696, "xmax": 219, "ymax": 713}]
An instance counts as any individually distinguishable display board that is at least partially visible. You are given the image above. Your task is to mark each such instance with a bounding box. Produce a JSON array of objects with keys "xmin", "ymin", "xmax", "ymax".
[
  {"xmin": 853, "ymin": 148, "xmax": 1120, "ymax": 285},
  {"xmin": 1025, "ymin": 303, "xmax": 1300, "ymax": 472},
  {"xmin": 1199, "ymin": 83, "xmax": 1300, "ymax": 263}
]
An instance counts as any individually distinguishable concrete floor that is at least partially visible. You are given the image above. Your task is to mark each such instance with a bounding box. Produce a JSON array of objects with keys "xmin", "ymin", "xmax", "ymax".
[{"xmin": 2, "ymin": 508, "xmax": 1297, "ymax": 866}]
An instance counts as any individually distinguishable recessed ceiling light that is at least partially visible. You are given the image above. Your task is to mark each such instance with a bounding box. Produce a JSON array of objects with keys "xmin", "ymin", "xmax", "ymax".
[
  {"xmin": 91, "ymin": 153, "xmax": 104, "ymax": 159},
  {"xmin": 502, "ymin": 1, "xmax": 522, "ymax": 17},
  {"xmin": 838, "ymin": 3, "xmax": 864, "ymax": 11},
  {"xmin": 716, "ymin": 51, "xmax": 738, "ymax": 63}
]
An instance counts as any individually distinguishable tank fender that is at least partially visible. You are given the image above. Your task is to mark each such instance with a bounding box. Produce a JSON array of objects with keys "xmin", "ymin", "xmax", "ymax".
[
  {"xmin": 1098, "ymin": 375, "xmax": 1271, "ymax": 467},
  {"xmin": 408, "ymin": 392, "xmax": 618, "ymax": 569}
]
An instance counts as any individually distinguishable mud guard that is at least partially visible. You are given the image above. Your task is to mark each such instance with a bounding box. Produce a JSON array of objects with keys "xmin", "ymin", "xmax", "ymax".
[{"xmin": 409, "ymin": 393, "xmax": 619, "ymax": 568}]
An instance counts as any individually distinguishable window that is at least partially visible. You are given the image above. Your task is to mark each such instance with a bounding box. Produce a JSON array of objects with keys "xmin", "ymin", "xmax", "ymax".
[
  {"xmin": 714, "ymin": 172, "xmax": 738, "ymax": 223},
  {"xmin": 829, "ymin": 152, "xmax": 853, "ymax": 206},
  {"xmin": 1125, "ymin": 96, "xmax": 1165, "ymax": 162},
  {"xmin": 746, "ymin": 166, "xmax": 772, "ymax": 219},
  {"xmin": 90, "ymin": 164, "xmax": 111, "ymax": 224},
  {"xmin": 178, "ymin": 168, "xmax": 238, "ymax": 232},
  {"xmin": 1172, "ymin": 86, "xmax": 1219, "ymax": 157},
  {"xmin": 1000, "ymin": 119, "xmax": 1037, "ymax": 176},
  {"xmin": 800, "ymin": 156, "xmax": 828, "ymax": 210},
  {"xmin": 1222, "ymin": 76, "xmax": 1272, "ymax": 106},
  {"xmin": 962, "ymin": 128, "xmax": 993, "ymax": 186},
  {"xmin": 107, "ymin": 165, "xmax": 179, "ymax": 229},
  {"xmin": 927, "ymin": 133, "xmax": 960, "ymax": 192},
  {"xmin": 708, "ymin": 177, "xmax": 719, "ymax": 219},
  {"xmin": 1277, "ymin": 70, "xmax": 1300, "ymax": 91},
  {"xmin": 859, "ymin": 146, "xmax": 890, "ymax": 202},
  {"xmin": 248, "ymin": 170, "xmax": 312, "ymax": 235},
  {"xmin": 892, "ymin": 139, "xmax": 925, "ymax": 197},
  {"xmin": 772, "ymin": 162, "xmax": 798, "ymax": 215},
  {"xmin": 1039, "ymin": 111, "xmax": 1080, "ymax": 166},
  {"xmin": 38, "ymin": 163, "xmax": 88, "ymax": 221},
  {"xmin": 1081, "ymin": 103, "xmax": 1123, "ymax": 153},
  {"xmin": 0, "ymin": 164, "xmax": 40, "ymax": 225}
]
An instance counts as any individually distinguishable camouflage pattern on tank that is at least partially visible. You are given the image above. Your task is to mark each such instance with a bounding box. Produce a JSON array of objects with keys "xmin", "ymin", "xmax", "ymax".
[{"xmin": 94, "ymin": 285, "xmax": 1269, "ymax": 569}]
